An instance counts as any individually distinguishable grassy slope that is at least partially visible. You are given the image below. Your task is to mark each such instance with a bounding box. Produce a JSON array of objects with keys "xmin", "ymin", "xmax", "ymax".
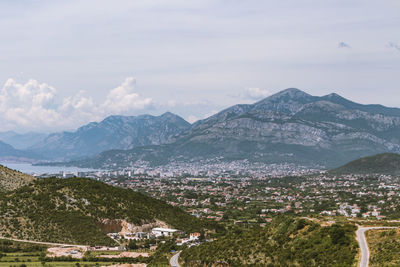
[
  {"xmin": 0, "ymin": 165, "xmax": 35, "ymax": 191},
  {"xmin": 366, "ymin": 228, "xmax": 400, "ymax": 267},
  {"xmin": 0, "ymin": 177, "xmax": 212, "ymax": 246},
  {"xmin": 181, "ymin": 217, "xmax": 358, "ymax": 267},
  {"xmin": 330, "ymin": 153, "xmax": 400, "ymax": 175}
]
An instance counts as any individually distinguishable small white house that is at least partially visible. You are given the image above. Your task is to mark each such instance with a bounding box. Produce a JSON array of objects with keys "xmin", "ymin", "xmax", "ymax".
[{"xmin": 152, "ymin": 228, "xmax": 178, "ymax": 237}]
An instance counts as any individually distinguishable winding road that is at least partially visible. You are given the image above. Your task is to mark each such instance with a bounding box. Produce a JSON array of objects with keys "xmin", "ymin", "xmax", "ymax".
[
  {"xmin": 170, "ymin": 251, "xmax": 181, "ymax": 267},
  {"xmin": 356, "ymin": 226, "xmax": 397, "ymax": 267}
]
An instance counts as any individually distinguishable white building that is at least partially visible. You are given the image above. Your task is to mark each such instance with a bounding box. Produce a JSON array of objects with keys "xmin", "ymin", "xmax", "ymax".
[
  {"xmin": 152, "ymin": 228, "xmax": 178, "ymax": 237},
  {"xmin": 190, "ymin": 232, "xmax": 201, "ymax": 240}
]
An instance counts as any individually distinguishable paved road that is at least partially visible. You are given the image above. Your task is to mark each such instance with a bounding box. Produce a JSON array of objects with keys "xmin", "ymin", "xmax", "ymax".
[
  {"xmin": 0, "ymin": 236, "xmax": 88, "ymax": 248},
  {"xmin": 356, "ymin": 227, "xmax": 396, "ymax": 267},
  {"xmin": 170, "ymin": 251, "xmax": 181, "ymax": 267}
]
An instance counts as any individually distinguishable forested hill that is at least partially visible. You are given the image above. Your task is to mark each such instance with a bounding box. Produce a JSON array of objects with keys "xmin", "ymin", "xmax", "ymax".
[
  {"xmin": 0, "ymin": 177, "xmax": 214, "ymax": 246},
  {"xmin": 330, "ymin": 153, "xmax": 400, "ymax": 175},
  {"xmin": 181, "ymin": 217, "xmax": 358, "ymax": 267},
  {"xmin": 0, "ymin": 164, "xmax": 35, "ymax": 191}
]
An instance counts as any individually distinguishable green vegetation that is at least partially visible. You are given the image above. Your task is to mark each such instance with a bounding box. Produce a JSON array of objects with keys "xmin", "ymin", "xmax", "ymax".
[
  {"xmin": 366, "ymin": 228, "xmax": 400, "ymax": 267},
  {"xmin": 0, "ymin": 165, "xmax": 35, "ymax": 192},
  {"xmin": 0, "ymin": 253, "xmax": 123, "ymax": 267},
  {"xmin": 181, "ymin": 216, "xmax": 358, "ymax": 267},
  {"xmin": 147, "ymin": 240, "xmax": 177, "ymax": 266},
  {"xmin": 330, "ymin": 153, "xmax": 400, "ymax": 175},
  {"xmin": 0, "ymin": 239, "xmax": 46, "ymax": 253},
  {"xmin": 0, "ymin": 177, "xmax": 213, "ymax": 246}
]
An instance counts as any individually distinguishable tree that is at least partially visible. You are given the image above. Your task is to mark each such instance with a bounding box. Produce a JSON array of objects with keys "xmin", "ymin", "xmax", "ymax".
[{"xmin": 127, "ymin": 239, "xmax": 138, "ymax": 250}]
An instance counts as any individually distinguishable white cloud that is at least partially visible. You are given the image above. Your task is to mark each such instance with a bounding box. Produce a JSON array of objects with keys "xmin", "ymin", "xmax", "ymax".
[
  {"xmin": 0, "ymin": 77, "xmax": 153, "ymax": 132},
  {"xmin": 243, "ymin": 88, "xmax": 271, "ymax": 100},
  {"xmin": 102, "ymin": 77, "xmax": 153, "ymax": 114}
]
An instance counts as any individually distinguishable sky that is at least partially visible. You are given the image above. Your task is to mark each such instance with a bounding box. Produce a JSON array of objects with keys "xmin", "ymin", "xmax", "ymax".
[{"xmin": 0, "ymin": 0, "xmax": 399, "ymax": 132}]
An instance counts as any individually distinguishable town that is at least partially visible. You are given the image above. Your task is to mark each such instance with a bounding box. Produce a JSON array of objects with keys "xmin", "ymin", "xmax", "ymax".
[
  {"xmin": 36, "ymin": 160, "xmax": 320, "ymax": 179},
  {"xmin": 41, "ymin": 169, "xmax": 400, "ymax": 224},
  {"xmin": 114, "ymin": 173, "xmax": 400, "ymax": 222}
]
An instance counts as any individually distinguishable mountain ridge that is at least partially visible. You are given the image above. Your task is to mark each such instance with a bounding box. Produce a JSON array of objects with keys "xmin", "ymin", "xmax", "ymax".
[
  {"xmin": 330, "ymin": 153, "xmax": 400, "ymax": 175},
  {"xmin": 0, "ymin": 131, "xmax": 46, "ymax": 150},
  {"xmin": 29, "ymin": 112, "xmax": 191, "ymax": 160},
  {"xmin": 0, "ymin": 141, "xmax": 41, "ymax": 162}
]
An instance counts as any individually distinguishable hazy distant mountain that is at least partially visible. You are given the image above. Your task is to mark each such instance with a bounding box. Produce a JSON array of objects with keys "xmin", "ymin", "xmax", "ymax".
[
  {"xmin": 0, "ymin": 131, "xmax": 46, "ymax": 150},
  {"xmin": 0, "ymin": 141, "xmax": 39, "ymax": 161},
  {"xmin": 0, "ymin": 141, "xmax": 24, "ymax": 157},
  {"xmin": 76, "ymin": 88, "xmax": 400, "ymax": 169},
  {"xmin": 330, "ymin": 153, "xmax": 400, "ymax": 175},
  {"xmin": 30, "ymin": 112, "xmax": 191, "ymax": 159}
]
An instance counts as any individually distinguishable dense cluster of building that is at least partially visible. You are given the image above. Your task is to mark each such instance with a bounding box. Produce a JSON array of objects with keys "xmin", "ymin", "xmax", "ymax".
[
  {"xmin": 45, "ymin": 161, "xmax": 320, "ymax": 179},
  {"xmin": 94, "ymin": 173, "xmax": 400, "ymax": 223}
]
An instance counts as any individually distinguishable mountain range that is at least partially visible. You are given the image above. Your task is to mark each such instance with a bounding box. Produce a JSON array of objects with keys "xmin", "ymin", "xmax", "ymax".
[
  {"xmin": 24, "ymin": 112, "xmax": 190, "ymax": 160},
  {"xmin": 2, "ymin": 88, "xmax": 400, "ymax": 168},
  {"xmin": 0, "ymin": 131, "xmax": 47, "ymax": 150},
  {"xmin": 68, "ymin": 88, "xmax": 400, "ymax": 168},
  {"xmin": 0, "ymin": 141, "xmax": 41, "ymax": 162}
]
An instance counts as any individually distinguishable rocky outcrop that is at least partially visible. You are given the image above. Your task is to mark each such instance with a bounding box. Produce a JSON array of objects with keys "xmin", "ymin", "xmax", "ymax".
[{"xmin": 97, "ymin": 219, "xmax": 169, "ymax": 234}]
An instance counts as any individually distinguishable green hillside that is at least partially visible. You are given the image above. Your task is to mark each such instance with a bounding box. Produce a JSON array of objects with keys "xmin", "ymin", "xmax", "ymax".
[
  {"xmin": 0, "ymin": 164, "xmax": 35, "ymax": 191},
  {"xmin": 330, "ymin": 153, "xmax": 400, "ymax": 175},
  {"xmin": 181, "ymin": 217, "xmax": 358, "ymax": 267},
  {"xmin": 0, "ymin": 177, "xmax": 213, "ymax": 246}
]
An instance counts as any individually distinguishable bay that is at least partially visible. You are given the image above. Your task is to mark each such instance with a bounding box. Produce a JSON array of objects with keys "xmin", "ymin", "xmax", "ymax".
[{"xmin": 0, "ymin": 162, "xmax": 98, "ymax": 176}]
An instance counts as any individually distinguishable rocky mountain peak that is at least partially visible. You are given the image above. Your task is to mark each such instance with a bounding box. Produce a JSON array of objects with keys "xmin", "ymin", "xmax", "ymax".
[
  {"xmin": 321, "ymin": 92, "xmax": 353, "ymax": 105},
  {"xmin": 266, "ymin": 88, "xmax": 312, "ymax": 101},
  {"xmin": 252, "ymin": 88, "xmax": 316, "ymax": 114},
  {"xmin": 160, "ymin": 111, "xmax": 188, "ymax": 122},
  {"xmin": 324, "ymin": 92, "xmax": 341, "ymax": 99},
  {"xmin": 161, "ymin": 111, "xmax": 175, "ymax": 117}
]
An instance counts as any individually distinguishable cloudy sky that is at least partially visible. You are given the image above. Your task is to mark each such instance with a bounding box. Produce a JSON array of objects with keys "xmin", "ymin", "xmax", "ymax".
[{"xmin": 0, "ymin": 0, "xmax": 399, "ymax": 132}]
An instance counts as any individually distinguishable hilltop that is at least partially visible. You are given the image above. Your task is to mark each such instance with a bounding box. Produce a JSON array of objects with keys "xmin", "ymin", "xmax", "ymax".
[
  {"xmin": 0, "ymin": 164, "xmax": 35, "ymax": 191},
  {"xmin": 330, "ymin": 153, "xmax": 400, "ymax": 175},
  {"xmin": 0, "ymin": 177, "xmax": 214, "ymax": 246}
]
